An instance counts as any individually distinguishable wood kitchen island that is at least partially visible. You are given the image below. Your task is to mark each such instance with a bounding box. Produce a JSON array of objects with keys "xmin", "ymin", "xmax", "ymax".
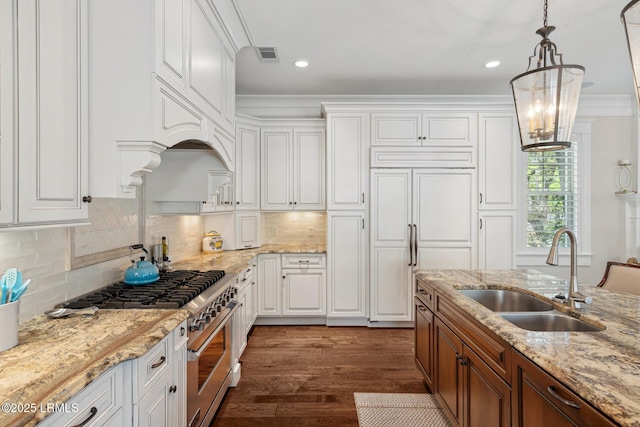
[{"xmin": 415, "ymin": 269, "xmax": 640, "ymax": 427}]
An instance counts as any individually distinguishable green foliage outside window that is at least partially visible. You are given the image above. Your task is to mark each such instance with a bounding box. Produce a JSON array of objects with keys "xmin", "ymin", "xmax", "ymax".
[{"xmin": 526, "ymin": 150, "xmax": 577, "ymax": 248}]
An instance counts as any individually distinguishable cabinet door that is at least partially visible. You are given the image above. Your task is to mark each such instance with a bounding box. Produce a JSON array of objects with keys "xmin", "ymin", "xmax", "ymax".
[
  {"xmin": 478, "ymin": 114, "xmax": 517, "ymax": 210},
  {"xmin": 235, "ymin": 212, "xmax": 261, "ymax": 249},
  {"xmin": 414, "ymin": 169, "xmax": 476, "ymax": 269},
  {"xmin": 415, "ymin": 300, "xmax": 434, "ymax": 391},
  {"xmin": 435, "ymin": 318, "xmax": 464, "ymax": 426},
  {"xmin": 234, "ymin": 287, "xmax": 248, "ymax": 359},
  {"xmin": 327, "ymin": 113, "xmax": 369, "ymax": 210},
  {"xmin": 0, "ymin": 0, "xmax": 14, "ymax": 224},
  {"xmin": 371, "ymin": 112, "xmax": 421, "ymax": 146},
  {"xmin": 261, "ymin": 129, "xmax": 293, "ymax": 210},
  {"xmin": 479, "ymin": 212, "xmax": 515, "ymax": 269},
  {"xmin": 293, "ymin": 128, "xmax": 325, "ymax": 210},
  {"xmin": 434, "ymin": 318, "xmax": 464, "ymax": 425},
  {"xmin": 135, "ymin": 370, "xmax": 171, "ymax": 427},
  {"xmin": 235, "ymin": 123, "xmax": 260, "ymax": 210},
  {"xmin": 257, "ymin": 254, "xmax": 282, "ymax": 316},
  {"xmin": 283, "ymin": 269, "xmax": 326, "ymax": 315},
  {"xmin": 171, "ymin": 325, "xmax": 187, "ymax": 427},
  {"xmin": 327, "ymin": 212, "xmax": 366, "ymax": 319},
  {"xmin": 421, "ymin": 113, "xmax": 477, "ymax": 147},
  {"xmin": 17, "ymin": 0, "xmax": 89, "ymax": 223},
  {"xmin": 370, "ymin": 170, "xmax": 412, "ymax": 322},
  {"xmin": 464, "ymin": 346, "xmax": 511, "ymax": 427}
]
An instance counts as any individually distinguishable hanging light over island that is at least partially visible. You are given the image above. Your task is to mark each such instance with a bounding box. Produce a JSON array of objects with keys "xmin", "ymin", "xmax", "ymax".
[
  {"xmin": 510, "ymin": 0, "xmax": 584, "ymax": 152},
  {"xmin": 622, "ymin": 1, "xmax": 640, "ymax": 107}
]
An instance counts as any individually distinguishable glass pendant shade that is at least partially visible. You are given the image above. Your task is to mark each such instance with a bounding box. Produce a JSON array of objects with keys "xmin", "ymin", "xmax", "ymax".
[
  {"xmin": 622, "ymin": 0, "xmax": 640, "ymax": 107},
  {"xmin": 511, "ymin": 64, "xmax": 584, "ymax": 152}
]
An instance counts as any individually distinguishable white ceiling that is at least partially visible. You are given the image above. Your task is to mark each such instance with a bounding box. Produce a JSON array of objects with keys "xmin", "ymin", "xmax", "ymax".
[{"xmin": 234, "ymin": 0, "xmax": 635, "ymax": 97}]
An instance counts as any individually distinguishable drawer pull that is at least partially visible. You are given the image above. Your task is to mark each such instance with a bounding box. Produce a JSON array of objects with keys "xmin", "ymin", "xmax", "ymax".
[
  {"xmin": 151, "ymin": 356, "xmax": 166, "ymax": 369},
  {"xmin": 297, "ymin": 260, "xmax": 311, "ymax": 263},
  {"xmin": 418, "ymin": 289, "xmax": 427, "ymax": 295},
  {"xmin": 547, "ymin": 386, "xmax": 580, "ymax": 409},
  {"xmin": 169, "ymin": 385, "xmax": 177, "ymax": 393},
  {"xmin": 417, "ymin": 305, "xmax": 427, "ymax": 312},
  {"xmin": 71, "ymin": 407, "xmax": 97, "ymax": 427}
]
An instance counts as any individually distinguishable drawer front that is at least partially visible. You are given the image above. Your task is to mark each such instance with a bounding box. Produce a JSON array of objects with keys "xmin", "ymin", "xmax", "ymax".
[
  {"xmin": 415, "ymin": 278, "xmax": 435, "ymax": 310},
  {"xmin": 282, "ymin": 254, "xmax": 326, "ymax": 269},
  {"xmin": 436, "ymin": 294, "xmax": 510, "ymax": 381},
  {"xmin": 134, "ymin": 336, "xmax": 171, "ymax": 399},
  {"xmin": 37, "ymin": 363, "xmax": 127, "ymax": 427}
]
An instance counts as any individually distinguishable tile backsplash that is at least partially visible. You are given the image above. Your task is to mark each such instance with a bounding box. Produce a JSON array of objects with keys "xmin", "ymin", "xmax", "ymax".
[
  {"xmin": 0, "ymin": 197, "xmax": 206, "ymax": 322},
  {"xmin": 261, "ymin": 212, "xmax": 326, "ymax": 245}
]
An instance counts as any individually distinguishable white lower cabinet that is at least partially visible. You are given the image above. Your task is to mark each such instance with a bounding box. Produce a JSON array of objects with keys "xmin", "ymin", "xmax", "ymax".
[
  {"xmin": 478, "ymin": 212, "xmax": 516, "ymax": 269},
  {"xmin": 38, "ymin": 321, "xmax": 187, "ymax": 427},
  {"xmin": 327, "ymin": 211, "xmax": 367, "ymax": 323},
  {"xmin": 256, "ymin": 254, "xmax": 326, "ymax": 323},
  {"xmin": 231, "ymin": 260, "xmax": 257, "ymax": 387},
  {"xmin": 133, "ymin": 320, "xmax": 187, "ymax": 427}
]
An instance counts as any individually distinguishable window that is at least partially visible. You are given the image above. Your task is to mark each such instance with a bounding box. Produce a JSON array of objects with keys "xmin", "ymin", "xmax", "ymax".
[
  {"xmin": 526, "ymin": 147, "xmax": 579, "ymax": 248},
  {"xmin": 518, "ymin": 120, "xmax": 591, "ymax": 265}
]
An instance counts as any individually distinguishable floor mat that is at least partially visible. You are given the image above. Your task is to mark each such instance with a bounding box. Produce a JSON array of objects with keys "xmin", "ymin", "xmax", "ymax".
[{"xmin": 354, "ymin": 393, "xmax": 451, "ymax": 427}]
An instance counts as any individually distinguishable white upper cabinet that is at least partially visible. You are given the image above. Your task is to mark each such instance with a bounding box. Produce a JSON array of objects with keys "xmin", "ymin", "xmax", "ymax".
[
  {"xmin": 11, "ymin": 0, "xmax": 89, "ymax": 225},
  {"xmin": 261, "ymin": 129, "xmax": 293, "ymax": 211},
  {"xmin": 371, "ymin": 112, "xmax": 477, "ymax": 147},
  {"xmin": 235, "ymin": 120, "xmax": 260, "ymax": 210},
  {"xmin": 260, "ymin": 121, "xmax": 325, "ymax": 211},
  {"xmin": 0, "ymin": 0, "xmax": 14, "ymax": 225},
  {"xmin": 325, "ymin": 113, "xmax": 369, "ymax": 210},
  {"xmin": 88, "ymin": 0, "xmax": 245, "ymax": 198},
  {"xmin": 478, "ymin": 113, "xmax": 518, "ymax": 210}
]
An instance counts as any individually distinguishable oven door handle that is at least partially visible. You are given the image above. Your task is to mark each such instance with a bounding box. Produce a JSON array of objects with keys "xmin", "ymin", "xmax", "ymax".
[{"xmin": 188, "ymin": 301, "xmax": 240, "ymax": 360}]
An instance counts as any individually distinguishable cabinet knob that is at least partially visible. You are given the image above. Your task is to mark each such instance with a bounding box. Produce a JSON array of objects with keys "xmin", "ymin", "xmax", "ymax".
[
  {"xmin": 237, "ymin": 201, "xmax": 240, "ymax": 204},
  {"xmin": 289, "ymin": 202, "xmax": 293, "ymax": 205},
  {"xmin": 82, "ymin": 195, "xmax": 92, "ymax": 203}
]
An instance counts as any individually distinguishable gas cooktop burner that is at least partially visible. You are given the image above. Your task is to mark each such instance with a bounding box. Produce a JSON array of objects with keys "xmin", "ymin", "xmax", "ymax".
[{"xmin": 61, "ymin": 270, "xmax": 225, "ymax": 310}]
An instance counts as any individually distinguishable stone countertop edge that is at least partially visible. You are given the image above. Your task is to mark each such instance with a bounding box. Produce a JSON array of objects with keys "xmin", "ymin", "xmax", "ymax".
[
  {"xmin": 0, "ymin": 309, "xmax": 190, "ymax": 427},
  {"xmin": 172, "ymin": 243, "xmax": 327, "ymax": 275},
  {"xmin": 414, "ymin": 268, "xmax": 640, "ymax": 427}
]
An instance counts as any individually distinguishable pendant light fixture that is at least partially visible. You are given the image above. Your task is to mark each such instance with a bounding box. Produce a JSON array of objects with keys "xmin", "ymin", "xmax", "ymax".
[
  {"xmin": 510, "ymin": 0, "xmax": 584, "ymax": 152},
  {"xmin": 622, "ymin": 1, "xmax": 640, "ymax": 107}
]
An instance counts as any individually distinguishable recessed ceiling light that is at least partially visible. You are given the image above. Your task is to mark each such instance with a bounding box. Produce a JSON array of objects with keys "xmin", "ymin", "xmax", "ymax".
[
  {"xmin": 294, "ymin": 60, "xmax": 309, "ymax": 68},
  {"xmin": 485, "ymin": 60, "xmax": 501, "ymax": 68}
]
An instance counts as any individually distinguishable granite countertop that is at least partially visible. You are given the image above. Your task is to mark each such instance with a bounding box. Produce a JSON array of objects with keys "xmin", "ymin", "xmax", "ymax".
[
  {"xmin": 0, "ymin": 309, "xmax": 190, "ymax": 427},
  {"xmin": 415, "ymin": 269, "xmax": 640, "ymax": 427},
  {"xmin": 172, "ymin": 243, "xmax": 326, "ymax": 274}
]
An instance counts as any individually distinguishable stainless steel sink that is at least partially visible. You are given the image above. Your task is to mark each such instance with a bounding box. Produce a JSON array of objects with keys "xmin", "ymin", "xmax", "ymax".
[
  {"xmin": 499, "ymin": 312, "xmax": 605, "ymax": 332},
  {"xmin": 460, "ymin": 289, "xmax": 554, "ymax": 312}
]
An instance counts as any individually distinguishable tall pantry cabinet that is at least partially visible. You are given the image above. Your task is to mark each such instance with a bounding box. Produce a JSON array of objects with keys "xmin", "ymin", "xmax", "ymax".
[{"xmin": 323, "ymin": 109, "xmax": 370, "ymax": 325}]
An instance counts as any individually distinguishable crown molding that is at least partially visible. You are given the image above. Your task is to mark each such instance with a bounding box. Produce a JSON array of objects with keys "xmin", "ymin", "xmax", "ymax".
[{"xmin": 236, "ymin": 94, "xmax": 634, "ymax": 118}]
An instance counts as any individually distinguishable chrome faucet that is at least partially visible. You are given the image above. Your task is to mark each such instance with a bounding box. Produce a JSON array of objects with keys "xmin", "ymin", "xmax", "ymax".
[{"xmin": 545, "ymin": 227, "xmax": 592, "ymax": 309}]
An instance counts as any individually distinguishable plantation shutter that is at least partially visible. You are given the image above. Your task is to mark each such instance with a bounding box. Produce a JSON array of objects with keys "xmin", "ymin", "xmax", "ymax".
[{"xmin": 526, "ymin": 141, "xmax": 579, "ymax": 248}]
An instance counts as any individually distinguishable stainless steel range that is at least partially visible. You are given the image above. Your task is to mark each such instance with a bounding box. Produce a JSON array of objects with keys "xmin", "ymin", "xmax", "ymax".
[{"xmin": 59, "ymin": 269, "xmax": 239, "ymax": 427}]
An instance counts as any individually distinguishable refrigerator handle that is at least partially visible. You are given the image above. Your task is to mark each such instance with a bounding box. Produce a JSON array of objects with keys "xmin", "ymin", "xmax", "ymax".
[
  {"xmin": 408, "ymin": 224, "xmax": 413, "ymax": 266},
  {"xmin": 413, "ymin": 224, "xmax": 418, "ymax": 267}
]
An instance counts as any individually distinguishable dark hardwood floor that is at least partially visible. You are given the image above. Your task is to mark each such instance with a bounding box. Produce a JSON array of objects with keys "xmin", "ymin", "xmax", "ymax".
[{"xmin": 211, "ymin": 325, "xmax": 428, "ymax": 427}]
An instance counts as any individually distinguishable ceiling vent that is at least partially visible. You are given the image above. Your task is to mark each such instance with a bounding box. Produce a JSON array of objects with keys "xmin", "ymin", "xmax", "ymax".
[{"xmin": 256, "ymin": 47, "xmax": 279, "ymax": 63}]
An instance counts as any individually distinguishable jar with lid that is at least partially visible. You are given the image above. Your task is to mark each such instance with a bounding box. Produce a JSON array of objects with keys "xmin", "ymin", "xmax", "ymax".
[{"xmin": 202, "ymin": 231, "xmax": 223, "ymax": 253}]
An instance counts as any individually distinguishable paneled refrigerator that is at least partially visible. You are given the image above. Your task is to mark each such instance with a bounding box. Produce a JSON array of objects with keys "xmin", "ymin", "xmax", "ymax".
[{"xmin": 370, "ymin": 168, "xmax": 476, "ymax": 322}]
